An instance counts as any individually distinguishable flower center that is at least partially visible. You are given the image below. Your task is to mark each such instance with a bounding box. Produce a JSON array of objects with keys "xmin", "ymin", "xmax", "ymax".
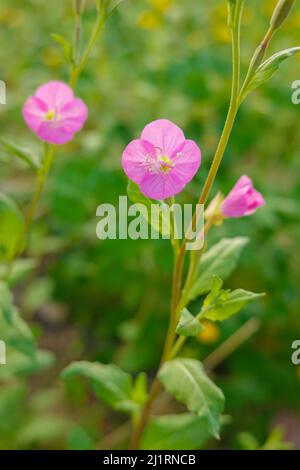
[
  {"xmin": 141, "ymin": 152, "xmax": 175, "ymax": 175},
  {"xmin": 44, "ymin": 108, "xmax": 61, "ymax": 124},
  {"xmin": 159, "ymin": 155, "xmax": 174, "ymax": 173}
]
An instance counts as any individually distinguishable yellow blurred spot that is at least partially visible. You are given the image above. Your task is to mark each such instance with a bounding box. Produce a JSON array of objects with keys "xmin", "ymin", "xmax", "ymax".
[
  {"xmin": 42, "ymin": 47, "xmax": 63, "ymax": 68},
  {"xmin": 214, "ymin": 26, "xmax": 231, "ymax": 44},
  {"xmin": 137, "ymin": 10, "xmax": 162, "ymax": 30},
  {"xmin": 198, "ymin": 321, "xmax": 220, "ymax": 344},
  {"xmin": 296, "ymin": 365, "xmax": 300, "ymax": 381},
  {"xmin": 242, "ymin": 6, "xmax": 254, "ymax": 25},
  {"xmin": 263, "ymin": 0, "xmax": 277, "ymax": 17},
  {"xmin": 212, "ymin": 4, "xmax": 231, "ymax": 44},
  {"xmin": 0, "ymin": 7, "xmax": 25, "ymax": 27},
  {"xmin": 149, "ymin": 0, "xmax": 172, "ymax": 13},
  {"xmin": 187, "ymin": 31, "xmax": 205, "ymax": 50},
  {"xmin": 291, "ymin": 11, "xmax": 300, "ymax": 28}
]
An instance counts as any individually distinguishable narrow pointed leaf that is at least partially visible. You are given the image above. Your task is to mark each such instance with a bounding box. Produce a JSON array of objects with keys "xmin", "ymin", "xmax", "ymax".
[
  {"xmin": 242, "ymin": 47, "xmax": 300, "ymax": 101},
  {"xmin": 203, "ymin": 289, "xmax": 265, "ymax": 322},
  {"xmin": 0, "ymin": 139, "xmax": 40, "ymax": 169}
]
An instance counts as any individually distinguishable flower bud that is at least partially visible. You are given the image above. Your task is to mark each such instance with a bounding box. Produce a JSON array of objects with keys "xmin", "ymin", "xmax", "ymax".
[
  {"xmin": 221, "ymin": 175, "xmax": 265, "ymax": 218},
  {"xmin": 205, "ymin": 192, "xmax": 224, "ymax": 226},
  {"xmin": 270, "ymin": 0, "xmax": 295, "ymax": 30}
]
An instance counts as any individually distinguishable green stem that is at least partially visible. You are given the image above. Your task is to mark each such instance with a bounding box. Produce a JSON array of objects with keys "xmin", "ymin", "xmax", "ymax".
[
  {"xmin": 5, "ymin": 143, "xmax": 55, "ymax": 279},
  {"xmin": 70, "ymin": 12, "xmax": 105, "ymax": 89},
  {"xmin": 72, "ymin": 1, "xmax": 83, "ymax": 67},
  {"xmin": 172, "ymin": 0, "xmax": 244, "ymax": 309},
  {"xmin": 6, "ymin": 5, "xmax": 104, "ymax": 277},
  {"xmin": 128, "ymin": 2, "xmax": 244, "ymax": 450},
  {"xmin": 180, "ymin": 220, "xmax": 212, "ymax": 311},
  {"xmin": 129, "ymin": 245, "xmax": 181, "ymax": 449},
  {"xmin": 21, "ymin": 143, "xmax": 55, "ymax": 245},
  {"xmin": 168, "ymin": 196, "xmax": 179, "ymax": 256},
  {"xmin": 238, "ymin": 26, "xmax": 274, "ymax": 105},
  {"xmin": 198, "ymin": 6, "xmax": 242, "ymax": 207}
]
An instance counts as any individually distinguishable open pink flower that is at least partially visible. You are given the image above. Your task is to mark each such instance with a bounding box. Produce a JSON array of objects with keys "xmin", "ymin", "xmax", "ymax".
[
  {"xmin": 122, "ymin": 119, "xmax": 201, "ymax": 200},
  {"xmin": 23, "ymin": 81, "xmax": 88, "ymax": 145},
  {"xmin": 221, "ymin": 175, "xmax": 265, "ymax": 218}
]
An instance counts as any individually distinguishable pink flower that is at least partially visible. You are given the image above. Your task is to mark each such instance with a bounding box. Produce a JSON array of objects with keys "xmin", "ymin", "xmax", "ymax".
[
  {"xmin": 221, "ymin": 175, "xmax": 265, "ymax": 218},
  {"xmin": 23, "ymin": 81, "xmax": 88, "ymax": 145},
  {"xmin": 122, "ymin": 119, "xmax": 201, "ymax": 200}
]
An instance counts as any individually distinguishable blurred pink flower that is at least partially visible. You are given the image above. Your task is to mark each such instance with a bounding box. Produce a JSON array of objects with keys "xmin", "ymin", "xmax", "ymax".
[
  {"xmin": 122, "ymin": 119, "xmax": 201, "ymax": 200},
  {"xmin": 23, "ymin": 81, "xmax": 88, "ymax": 145},
  {"xmin": 221, "ymin": 175, "xmax": 265, "ymax": 218}
]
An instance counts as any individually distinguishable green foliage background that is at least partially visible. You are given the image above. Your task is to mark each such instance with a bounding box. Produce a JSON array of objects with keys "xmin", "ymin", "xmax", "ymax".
[{"xmin": 0, "ymin": 0, "xmax": 299, "ymax": 449}]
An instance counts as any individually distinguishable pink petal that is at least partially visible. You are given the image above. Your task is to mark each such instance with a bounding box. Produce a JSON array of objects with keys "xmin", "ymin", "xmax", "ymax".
[
  {"xmin": 170, "ymin": 139, "xmax": 201, "ymax": 184},
  {"xmin": 233, "ymin": 175, "xmax": 253, "ymax": 191},
  {"xmin": 60, "ymin": 98, "xmax": 88, "ymax": 133},
  {"xmin": 139, "ymin": 172, "xmax": 185, "ymax": 200},
  {"xmin": 37, "ymin": 122, "xmax": 75, "ymax": 145},
  {"xmin": 221, "ymin": 175, "xmax": 265, "ymax": 218},
  {"xmin": 22, "ymin": 96, "xmax": 49, "ymax": 133},
  {"xmin": 35, "ymin": 81, "xmax": 74, "ymax": 109},
  {"xmin": 245, "ymin": 189, "xmax": 266, "ymax": 215},
  {"xmin": 122, "ymin": 139, "xmax": 156, "ymax": 185},
  {"xmin": 221, "ymin": 189, "xmax": 251, "ymax": 217},
  {"xmin": 141, "ymin": 119, "xmax": 185, "ymax": 156}
]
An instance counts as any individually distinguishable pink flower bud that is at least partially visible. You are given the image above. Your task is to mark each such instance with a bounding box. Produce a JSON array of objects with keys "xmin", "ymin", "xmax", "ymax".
[{"xmin": 221, "ymin": 175, "xmax": 265, "ymax": 218}]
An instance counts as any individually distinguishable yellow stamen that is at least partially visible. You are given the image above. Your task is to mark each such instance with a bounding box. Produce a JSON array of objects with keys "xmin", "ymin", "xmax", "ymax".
[
  {"xmin": 45, "ymin": 109, "xmax": 56, "ymax": 121},
  {"xmin": 160, "ymin": 155, "xmax": 173, "ymax": 173}
]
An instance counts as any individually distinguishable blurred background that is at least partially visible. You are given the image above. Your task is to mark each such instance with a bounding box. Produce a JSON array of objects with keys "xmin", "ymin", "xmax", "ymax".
[{"xmin": 0, "ymin": 0, "xmax": 299, "ymax": 450}]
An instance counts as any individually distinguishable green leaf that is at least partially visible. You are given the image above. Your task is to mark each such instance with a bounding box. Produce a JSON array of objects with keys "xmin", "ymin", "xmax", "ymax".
[
  {"xmin": 242, "ymin": 47, "xmax": 300, "ymax": 101},
  {"xmin": 0, "ymin": 349, "xmax": 54, "ymax": 380},
  {"xmin": 108, "ymin": 0, "xmax": 124, "ymax": 14},
  {"xmin": 98, "ymin": 0, "xmax": 124, "ymax": 18},
  {"xmin": 127, "ymin": 181, "xmax": 171, "ymax": 237},
  {"xmin": 132, "ymin": 372, "xmax": 148, "ymax": 406},
  {"xmin": 127, "ymin": 180, "xmax": 150, "ymax": 206},
  {"xmin": 202, "ymin": 289, "xmax": 265, "ymax": 322},
  {"xmin": 16, "ymin": 415, "xmax": 68, "ymax": 447},
  {"xmin": 62, "ymin": 361, "xmax": 136, "ymax": 413},
  {"xmin": 176, "ymin": 308, "xmax": 203, "ymax": 337},
  {"xmin": 0, "ymin": 193, "xmax": 24, "ymax": 261},
  {"xmin": 0, "ymin": 259, "xmax": 37, "ymax": 287},
  {"xmin": 67, "ymin": 426, "xmax": 94, "ymax": 450},
  {"xmin": 141, "ymin": 413, "xmax": 212, "ymax": 450},
  {"xmin": 0, "ymin": 138, "xmax": 40, "ymax": 169},
  {"xmin": 188, "ymin": 237, "xmax": 249, "ymax": 301},
  {"xmin": 51, "ymin": 34, "xmax": 73, "ymax": 63},
  {"xmin": 159, "ymin": 358, "xmax": 224, "ymax": 438},
  {"xmin": 0, "ymin": 282, "xmax": 36, "ymax": 358}
]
